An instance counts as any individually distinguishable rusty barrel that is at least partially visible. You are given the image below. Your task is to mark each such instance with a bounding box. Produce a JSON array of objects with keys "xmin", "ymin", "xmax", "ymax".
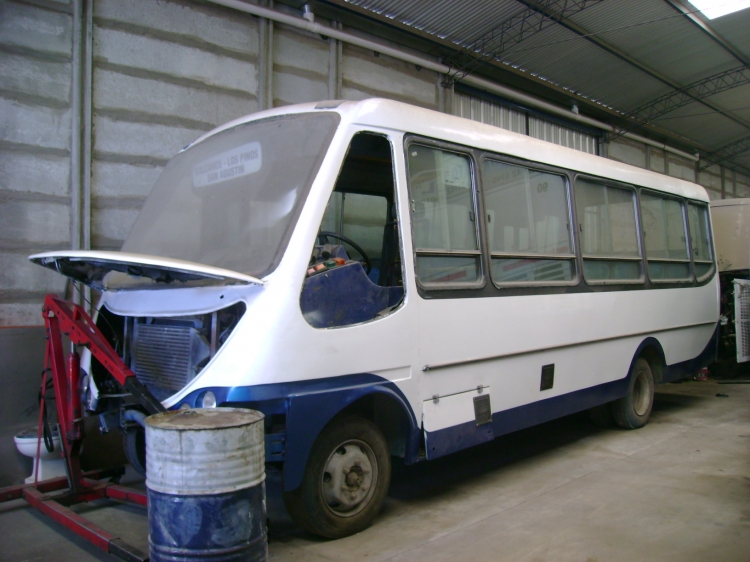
[{"xmin": 145, "ymin": 408, "xmax": 267, "ymax": 562}]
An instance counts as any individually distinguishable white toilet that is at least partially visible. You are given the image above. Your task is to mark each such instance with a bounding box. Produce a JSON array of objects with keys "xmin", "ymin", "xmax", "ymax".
[{"xmin": 14, "ymin": 428, "xmax": 67, "ymax": 483}]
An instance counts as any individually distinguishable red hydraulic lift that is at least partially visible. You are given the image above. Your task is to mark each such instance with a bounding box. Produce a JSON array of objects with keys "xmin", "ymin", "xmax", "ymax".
[{"xmin": 0, "ymin": 294, "xmax": 165, "ymax": 561}]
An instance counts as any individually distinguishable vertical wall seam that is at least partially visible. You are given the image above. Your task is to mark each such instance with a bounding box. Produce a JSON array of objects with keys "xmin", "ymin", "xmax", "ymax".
[
  {"xmin": 83, "ymin": 0, "xmax": 93, "ymax": 310},
  {"xmin": 336, "ymin": 21, "xmax": 342, "ymax": 99},
  {"xmin": 71, "ymin": 0, "xmax": 83, "ymax": 254},
  {"xmin": 258, "ymin": 0, "xmax": 274, "ymax": 110},
  {"xmin": 258, "ymin": 13, "xmax": 266, "ymax": 110},
  {"xmin": 83, "ymin": 0, "xmax": 93, "ymax": 252},
  {"xmin": 70, "ymin": 0, "xmax": 84, "ymax": 306},
  {"xmin": 328, "ymin": 21, "xmax": 337, "ymax": 99},
  {"xmin": 267, "ymin": 10, "xmax": 273, "ymax": 109}
]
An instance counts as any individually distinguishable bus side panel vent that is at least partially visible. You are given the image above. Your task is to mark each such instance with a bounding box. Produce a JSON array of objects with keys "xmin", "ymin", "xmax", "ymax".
[
  {"xmin": 734, "ymin": 280, "xmax": 750, "ymax": 363},
  {"xmin": 540, "ymin": 364, "xmax": 555, "ymax": 391}
]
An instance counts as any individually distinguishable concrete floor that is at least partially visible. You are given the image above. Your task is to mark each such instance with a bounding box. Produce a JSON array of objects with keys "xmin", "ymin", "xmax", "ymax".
[{"xmin": 1, "ymin": 380, "xmax": 748, "ymax": 562}]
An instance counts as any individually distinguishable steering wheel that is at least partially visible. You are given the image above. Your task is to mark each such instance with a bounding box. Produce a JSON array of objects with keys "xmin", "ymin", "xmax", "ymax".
[{"xmin": 318, "ymin": 231, "xmax": 372, "ymax": 274}]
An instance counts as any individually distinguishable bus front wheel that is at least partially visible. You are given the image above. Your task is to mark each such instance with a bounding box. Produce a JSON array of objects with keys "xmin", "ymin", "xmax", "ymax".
[
  {"xmin": 612, "ymin": 357, "xmax": 655, "ymax": 429},
  {"xmin": 283, "ymin": 415, "xmax": 391, "ymax": 539}
]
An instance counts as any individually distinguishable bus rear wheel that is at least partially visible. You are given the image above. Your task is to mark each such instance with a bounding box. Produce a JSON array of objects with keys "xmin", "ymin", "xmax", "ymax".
[
  {"xmin": 612, "ymin": 357, "xmax": 655, "ymax": 429},
  {"xmin": 283, "ymin": 415, "xmax": 391, "ymax": 539}
]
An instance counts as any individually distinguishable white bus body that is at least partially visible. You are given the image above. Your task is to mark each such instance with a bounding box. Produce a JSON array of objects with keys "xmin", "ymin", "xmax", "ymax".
[{"xmin": 31, "ymin": 99, "xmax": 719, "ymax": 538}]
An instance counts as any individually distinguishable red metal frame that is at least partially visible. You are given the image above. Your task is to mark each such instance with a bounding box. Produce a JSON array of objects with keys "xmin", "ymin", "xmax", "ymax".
[{"xmin": 0, "ymin": 295, "xmax": 165, "ymax": 562}]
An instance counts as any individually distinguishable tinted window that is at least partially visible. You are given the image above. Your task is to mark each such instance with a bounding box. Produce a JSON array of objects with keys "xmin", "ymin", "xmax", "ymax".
[
  {"xmin": 482, "ymin": 160, "xmax": 575, "ymax": 284},
  {"xmin": 575, "ymin": 178, "xmax": 642, "ymax": 282},
  {"xmin": 688, "ymin": 202, "xmax": 714, "ymax": 279},
  {"xmin": 408, "ymin": 145, "xmax": 481, "ymax": 286},
  {"xmin": 640, "ymin": 193, "xmax": 690, "ymax": 281}
]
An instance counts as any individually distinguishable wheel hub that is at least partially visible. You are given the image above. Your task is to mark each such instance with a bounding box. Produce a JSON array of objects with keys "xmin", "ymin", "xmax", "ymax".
[{"xmin": 321, "ymin": 440, "xmax": 377, "ymax": 517}]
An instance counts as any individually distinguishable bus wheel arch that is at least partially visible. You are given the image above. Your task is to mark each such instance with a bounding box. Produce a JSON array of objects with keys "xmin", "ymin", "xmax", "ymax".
[
  {"xmin": 337, "ymin": 393, "xmax": 414, "ymax": 459},
  {"xmin": 638, "ymin": 343, "xmax": 665, "ymax": 384}
]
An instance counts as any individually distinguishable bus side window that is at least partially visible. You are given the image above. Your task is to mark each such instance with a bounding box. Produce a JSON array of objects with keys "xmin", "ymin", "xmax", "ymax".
[
  {"xmin": 640, "ymin": 193, "xmax": 691, "ymax": 282},
  {"xmin": 407, "ymin": 144, "xmax": 482, "ymax": 287},
  {"xmin": 300, "ymin": 132, "xmax": 404, "ymax": 328},
  {"xmin": 575, "ymin": 178, "xmax": 643, "ymax": 283},
  {"xmin": 687, "ymin": 202, "xmax": 714, "ymax": 280},
  {"xmin": 482, "ymin": 160, "xmax": 576, "ymax": 285}
]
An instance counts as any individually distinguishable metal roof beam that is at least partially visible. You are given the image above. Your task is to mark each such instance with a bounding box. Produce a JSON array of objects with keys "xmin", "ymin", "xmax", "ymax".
[
  {"xmin": 444, "ymin": 0, "xmax": 603, "ymax": 81},
  {"xmin": 699, "ymin": 134, "xmax": 750, "ymax": 171},
  {"xmin": 515, "ymin": 0, "xmax": 750, "ymax": 136},
  {"xmin": 611, "ymin": 66, "xmax": 750, "ymax": 140}
]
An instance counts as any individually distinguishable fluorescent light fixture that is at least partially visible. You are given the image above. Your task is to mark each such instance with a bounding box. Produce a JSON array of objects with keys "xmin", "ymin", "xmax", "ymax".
[{"xmin": 688, "ymin": 0, "xmax": 750, "ymax": 19}]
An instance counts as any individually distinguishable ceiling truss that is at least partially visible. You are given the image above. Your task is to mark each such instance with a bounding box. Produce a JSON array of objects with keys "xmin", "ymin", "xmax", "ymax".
[
  {"xmin": 699, "ymin": 134, "xmax": 750, "ymax": 171},
  {"xmin": 610, "ymin": 66, "xmax": 750, "ymax": 141},
  {"xmin": 443, "ymin": 0, "xmax": 603, "ymax": 82}
]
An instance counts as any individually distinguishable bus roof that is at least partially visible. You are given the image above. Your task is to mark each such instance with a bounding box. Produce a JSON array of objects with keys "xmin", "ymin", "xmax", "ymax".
[{"xmin": 190, "ymin": 98, "xmax": 709, "ymax": 203}]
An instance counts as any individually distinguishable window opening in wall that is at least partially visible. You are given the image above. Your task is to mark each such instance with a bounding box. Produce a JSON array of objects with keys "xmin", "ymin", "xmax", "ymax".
[
  {"xmin": 482, "ymin": 160, "xmax": 576, "ymax": 285},
  {"xmin": 575, "ymin": 178, "xmax": 643, "ymax": 282},
  {"xmin": 687, "ymin": 202, "xmax": 714, "ymax": 279},
  {"xmin": 407, "ymin": 144, "xmax": 482, "ymax": 287},
  {"xmin": 301, "ymin": 132, "xmax": 404, "ymax": 328},
  {"xmin": 640, "ymin": 193, "xmax": 691, "ymax": 281}
]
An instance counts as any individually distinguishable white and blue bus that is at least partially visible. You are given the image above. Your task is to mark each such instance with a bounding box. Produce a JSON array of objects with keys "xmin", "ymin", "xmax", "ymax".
[{"xmin": 32, "ymin": 98, "xmax": 719, "ymax": 538}]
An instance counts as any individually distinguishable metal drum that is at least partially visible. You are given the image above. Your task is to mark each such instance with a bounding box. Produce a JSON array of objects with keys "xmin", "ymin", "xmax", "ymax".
[{"xmin": 145, "ymin": 408, "xmax": 267, "ymax": 562}]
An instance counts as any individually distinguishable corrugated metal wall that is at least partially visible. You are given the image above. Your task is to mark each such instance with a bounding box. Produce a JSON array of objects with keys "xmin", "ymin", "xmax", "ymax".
[
  {"xmin": 452, "ymin": 91, "xmax": 599, "ymax": 154},
  {"xmin": 527, "ymin": 115, "xmax": 598, "ymax": 154},
  {"xmin": 452, "ymin": 91, "xmax": 526, "ymax": 134}
]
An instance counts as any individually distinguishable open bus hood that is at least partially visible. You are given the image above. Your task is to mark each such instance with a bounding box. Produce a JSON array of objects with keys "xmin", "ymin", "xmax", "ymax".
[{"xmin": 29, "ymin": 250, "xmax": 264, "ymax": 291}]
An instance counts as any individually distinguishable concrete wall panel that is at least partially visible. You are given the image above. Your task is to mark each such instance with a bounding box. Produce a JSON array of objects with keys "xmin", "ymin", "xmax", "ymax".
[
  {"xmin": 698, "ymin": 167, "xmax": 722, "ymax": 196},
  {"xmin": 736, "ymin": 173, "xmax": 750, "ymax": 198},
  {"xmin": 0, "ymin": 54, "xmax": 71, "ymax": 106},
  {"xmin": 94, "ymin": 116, "xmax": 206, "ymax": 161},
  {"xmin": 0, "ymin": 200, "xmax": 70, "ymax": 245},
  {"xmin": 667, "ymin": 154, "xmax": 696, "ymax": 182},
  {"xmin": 649, "ymin": 147, "xmax": 666, "ymax": 174},
  {"xmin": 0, "ymin": 152, "xmax": 69, "ymax": 197},
  {"xmin": 91, "ymin": 206, "xmax": 140, "ymax": 249},
  {"xmin": 0, "ymin": 253, "xmax": 67, "ymax": 294},
  {"xmin": 0, "ymin": 99, "xmax": 71, "ymax": 151},
  {"xmin": 92, "ymin": 161, "xmax": 162, "ymax": 198},
  {"xmin": 94, "ymin": 26, "xmax": 257, "ymax": 95},
  {"xmin": 93, "ymin": 68, "xmax": 256, "ymax": 128},
  {"xmin": 342, "ymin": 44, "xmax": 438, "ymax": 108},
  {"xmin": 95, "ymin": 0, "xmax": 259, "ymax": 56},
  {"xmin": 274, "ymin": 71, "xmax": 328, "ymax": 106},
  {"xmin": 273, "ymin": 26, "xmax": 329, "ymax": 106},
  {"xmin": 608, "ymin": 137, "xmax": 647, "ymax": 168},
  {"xmin": 0, "ymin": 306, "xmax": 48, "ymax": 327},
  {"xmin": 0, "ymin": 2, "xmax": 72, "ymax": 57}
]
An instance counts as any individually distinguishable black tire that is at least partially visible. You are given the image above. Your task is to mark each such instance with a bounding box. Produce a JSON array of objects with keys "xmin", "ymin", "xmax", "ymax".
[
  {"xmin": 612, "ymin": 357, "xmax": 655, "ymax": 429},
  {"xmin": 283, "ymin": 415, "xmax": 391, "ymax": 539},
  {"xmin": 588, "ymin": 403, "xmax": 615, "ymax": 428},
  {"xmin": 123, "ymin": 427, "xmax": 147, "ymax": 476}
]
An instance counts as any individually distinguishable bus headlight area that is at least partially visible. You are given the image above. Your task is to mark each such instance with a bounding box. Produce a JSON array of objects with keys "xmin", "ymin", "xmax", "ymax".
[{"xmin": 200, "ymin": 391, "xmax": 217, "ymax": 409}]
